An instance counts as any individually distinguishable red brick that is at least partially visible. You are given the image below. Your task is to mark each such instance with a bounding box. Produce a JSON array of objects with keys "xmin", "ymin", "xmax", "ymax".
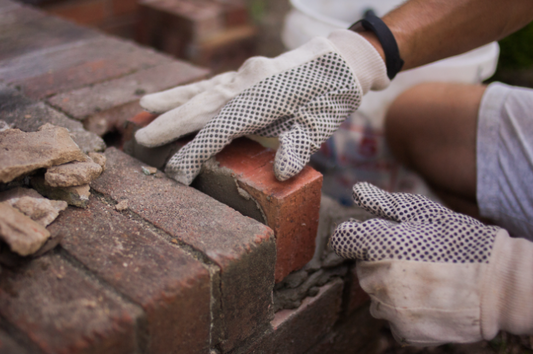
[
  {"xmin": 48, "ymin": 197, "xmax": 211, "ymax": 354},
  {"xmin": 111, "ymin": 0, "xmax": 139, "ymax": 16},
  {"xmin": 0, "ymin": 329, "xmax": 29, "ymax": 354},
  {"xmin": 47, "ymin": 60, "xmax": 209, "ymax": 124},
  {"xmin": 244, "ymin": 279, "xmax": 344, "ymax": 354},
  {"xmin": 98, "ymin": 13, "xmax": 137, "ymax": 39},
  {"xmin": 346, "ymin": 265, "xmax": 370, "ymax": 314},
  {"xmin": 139, "ymin": 0, "xmax": 224, "ymax": 42},
  {"xmin": 0, "ymin": 253, "xmax": 141, "ymax": 354},
  {"xmin": 122, "ymin": 121, "xmax": 322, "ymax": 283},
  {"xmin": 221, "ymin": 1, "xmax": 249, "ymax": 28},
  {"xmin": 194, "ymin": 138, "xmax": 323, "ymax": 283},
  {"xmin": 190, "ymin": 24, "xmax": 257, "ymax": 73},
  {"xmin": 44, "ymin": 0, "xmax": 107, "ymax": 25},
  {"xmin": 90, "ymin": 148, "xmax": 276, "ymax": 351},
  {"xmin": 0, "ymin": 36, "xmax": 173, "ymax": 100},
  {"xmin": 306, "ymin": 304, "xmax": 386, "ymax": 354},
  {"xmin": 0, "ymin": 6, "xmax": 97, "ymax": 62}
]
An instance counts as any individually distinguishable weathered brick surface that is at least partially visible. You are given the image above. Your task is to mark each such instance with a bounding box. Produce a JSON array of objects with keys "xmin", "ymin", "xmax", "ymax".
[
  {"xmin": 346, "ymin": 265, "xmax": 370, "ymax": 314},
  {"xmin": 0, "ymin": 6, "xmax": 97, "ymax": 62},
  {"xmin": 0, "ymin": 252, "xmax": 142, "ymax": 354},
  {"xmin": 0, "ymin": 84, "xmax": 105, "ymax": 153},
  {"xmin": 0, "ymin": 36, "xmax": 173, "ymax": 99},
  {"xmin": 306, "ymin": 304, "xmax": 386, "ymax": 354},
  {"xmin": 49, "ymin": 197, "xmax": 212, "ymax": 354},
  {"xmin": 123, "ymin": 122, "xmax": 322, "ymax": 283},
  {"xmin": 91, "ymin": 148, "xmax": 276, "ymax": 351},
  {"xmin": 47, "ymin": 61, "xmax": 209, "ymax": 134},
  {"xmin": 241, "ymin": 279, "xmax": 343, "ymax": 354},
  {"xmin": 0, "ymin": 329, "xmax": 28, "ymax": 354},
  {"xmin": 195, "ymin": 138, "xmax": 323, "ymax": 283},
  {"xmin": 43, "ymin": 0, "xmax": 106, "ymax": 25}
]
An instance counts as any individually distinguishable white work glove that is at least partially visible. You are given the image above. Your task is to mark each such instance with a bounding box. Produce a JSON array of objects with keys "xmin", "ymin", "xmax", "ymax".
[
  {"xmin": 135, "ymin": 30, "xmax": 389, "ymax": 185},
  {"xmin": 330, "ymin": 182, "xmax": 533, "ymax": 346}
]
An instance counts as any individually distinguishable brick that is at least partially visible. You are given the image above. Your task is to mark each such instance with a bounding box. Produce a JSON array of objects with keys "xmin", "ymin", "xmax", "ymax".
[
  {"xmin": 123, "ymin": 120, "xmax": 322, "ymax": 283},
  {"xmin": 47, "ymin": 60, "xmax": 209, "ymax": 125},
  {"xmin": 98, "ymin": 13, "xmax": 137, "ymax": 39},
  {"xmin": 0, "ymin": 6, "xmax": 97, "ymax": 62},
  {"xmin": 0, "ymin": 0, "xmax": 20, "ymax": 11},
  {"xmin": 139, "ymin": 0, "xmax": 225, "ymax": 42},
  {"xmin": 0, "ymin": 329, "xmax": 29, "ymax": 354},
  {"xmin": 43, "ymin": 0, "xmax": 106, "ymax": 25},
  {"xmin": 193, "ymin": 138, "xmax": 323, "ymax": 283},
  {"xmin": 83, "ymin": 101, "xmax": 145, "ymax": 138},
  {"xmin": 0, "ymin": 84, "xmax": 105, "ymax": 153},
  {"xmin": 306, "ymin": 304, "xmax": 386, "ymax": 354},
  {"xmin": 190, "ymin": 25, "xmax": 257, "ymax": 73},
  {"xmin": 0, "ymin": 252, "xmax": 142, "ymax": 354},
  {"xmin": 91, "ymin": 148, "xmax": 276, "ymax": 351},
  {"xmin": 48, "ymin": 197, "xmax": 211, "ymax": 354},
  {"xmin": 243, "ymin": 279, "xmax": 343, "ymax": 354},
  {"xmin": 0, "ymin": 36, "xmax": 173, "ymax": 100},
  {"xmin": 111, "ymin": 0, "xmax": 139, "ymax": 16},
  {"xmin": 346, "ymin": 265, "xmax": 370, "ymax": 314}
]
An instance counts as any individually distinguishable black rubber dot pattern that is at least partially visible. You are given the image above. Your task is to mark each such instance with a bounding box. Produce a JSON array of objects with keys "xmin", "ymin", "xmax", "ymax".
[
  {"xmin": 166, "ymin": 52, "xmax": 361, "ymax": 184},
  {"xmin": 330, "ymin": 182, "xmax": 498, "ymax": 263}
]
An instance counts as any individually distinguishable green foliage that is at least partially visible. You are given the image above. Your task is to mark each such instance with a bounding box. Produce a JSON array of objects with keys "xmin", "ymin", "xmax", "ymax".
[{"xmin": 498, "ymin": 21, "xmax": 533, "ymax": 70}]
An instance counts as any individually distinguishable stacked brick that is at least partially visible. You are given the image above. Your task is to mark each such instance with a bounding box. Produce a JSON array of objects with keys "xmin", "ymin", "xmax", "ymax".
[
  {"xmin": 136, "ymin": 0, "xmax": 257, "ymax": 73},
  {"xmin": 0, "ymin": 2, "xmax": 383, "ymax": 353}
]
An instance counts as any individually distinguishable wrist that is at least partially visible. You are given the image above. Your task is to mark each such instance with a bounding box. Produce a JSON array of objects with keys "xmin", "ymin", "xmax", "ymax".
[
  {"xmin": 327, "ymin": 29, "xmax": 390, "ymax": 94},
  {"xmin": 481, "ymin": 229, "xmax": 533, "ymax": 339}
]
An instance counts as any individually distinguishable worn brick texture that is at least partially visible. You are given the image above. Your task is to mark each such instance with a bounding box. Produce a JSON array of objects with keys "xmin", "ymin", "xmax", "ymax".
[
  {"xmin": 49, "ymin": 197, "xmax": 212, "ymax": 354},
  {"xmin": 239, "ymin": 279, "xmax": 343, "ymax": 354},
  {"xmin": 123, "ymin": 115, "xmax": 323, "ymax": 283},
  {"xmin": 91, "ymin": 148, "xmax": 276, "ymax": 352}
]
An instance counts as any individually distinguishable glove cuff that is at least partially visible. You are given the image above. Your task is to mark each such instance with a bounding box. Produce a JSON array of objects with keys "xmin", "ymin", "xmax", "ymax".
[
  {"xmin": 481, "ymin": 229, "xmax": 533, "ymax": 339},
  {"xmin": 328, "ymin": 29, "xmax": 390, "ymax": 94}
]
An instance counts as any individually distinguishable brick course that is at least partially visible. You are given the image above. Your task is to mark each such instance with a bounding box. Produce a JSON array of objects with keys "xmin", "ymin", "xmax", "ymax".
[
  {"xmin": 49, "ymin": 197, "xmax": 212, "ymax": 354},
  {"xmin": 241, "ymin": 279, "xmax": 344, "ymax": 354},
  {"xmin": 0, "ymin": 252, "xmax": 142, "ymax": 354},
  {"xmin": 91, "ymin": 148, "xmax": 276, "ymax": 351}
]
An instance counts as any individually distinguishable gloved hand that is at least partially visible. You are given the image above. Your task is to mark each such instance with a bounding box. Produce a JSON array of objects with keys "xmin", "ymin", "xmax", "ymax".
[
  {"xmin": 330, "ymin": 182, "xmax": 533, "ymax": 346},
  {"xmin": 135, "ymin": 30, "xmax": 389, "ymax": 185}
]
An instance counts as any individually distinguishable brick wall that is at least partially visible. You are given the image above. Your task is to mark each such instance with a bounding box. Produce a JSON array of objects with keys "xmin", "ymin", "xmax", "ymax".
[{"xmin": 0, "ymin": 2, "xmax": 387, "ymax": 353}]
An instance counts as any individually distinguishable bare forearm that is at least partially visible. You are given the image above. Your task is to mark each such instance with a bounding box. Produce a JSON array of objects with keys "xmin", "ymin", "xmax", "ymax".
[{"xmin": 366, "ymin": 0, "xmax": 533, "ymax": 70}]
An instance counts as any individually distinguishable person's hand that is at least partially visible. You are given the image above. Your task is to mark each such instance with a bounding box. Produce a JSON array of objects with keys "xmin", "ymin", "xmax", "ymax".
[
  {"xmin": 134, "ymin": 30, "xmax": 389, "ymax": 185},
  {"xmin": 330, "ymin": 182, "xmax": 533, "ymax": 346}
]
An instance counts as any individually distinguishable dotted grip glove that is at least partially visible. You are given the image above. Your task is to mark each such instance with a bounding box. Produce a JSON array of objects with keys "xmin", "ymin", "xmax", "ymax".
[
  {"xmin": 135, "ymin": 30, "xmax": 389, "ymax": 185},
  {"xmin": 331, "ymin": 182, "xmax": 533, "ymax": 346}
]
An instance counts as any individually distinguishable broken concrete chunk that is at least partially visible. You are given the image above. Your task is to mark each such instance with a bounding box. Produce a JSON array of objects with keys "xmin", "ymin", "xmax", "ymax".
[
  {"xmin": 31, "ymin": 176, "xmax": 90, "ymax": 208},
  {"xmin": 0, "ymin": 187, "xmax": 67, "ymax": 227},
  {"xmin": 0, "ymin": 124, "xmax": 87, "ymax": 183},
  {"xmin": 0, "ymin": 203, "xmax": 50, "ymax": 256},
  {"xmin": 115, "ymin": 199, "xmax": 128, "ymax": 211},
  {"xmin": 0, "ymin": 120, "xmax": 13, "ymax": 132},
  {"xmin": 88, "ymin": 152, "xmax": 106, "ymax": 170},
  {"xmin": 45, "ymin": 161, "xmax": 103, "ymax": 187}
]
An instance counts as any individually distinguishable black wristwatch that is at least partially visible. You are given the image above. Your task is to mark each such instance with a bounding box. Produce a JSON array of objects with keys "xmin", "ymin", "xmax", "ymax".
[{"xmin": 349, "ymin": 10, "xmax": 404, "ymax": 80}]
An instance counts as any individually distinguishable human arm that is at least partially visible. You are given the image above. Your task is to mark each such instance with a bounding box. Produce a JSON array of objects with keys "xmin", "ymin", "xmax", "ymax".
[
  {"xmin": 330, "ymin": 182, "xmax": 533, "ymax": 345},
  {"xmin": 357, "ymin": 0, "xmax": 533, "ymax": 70}
]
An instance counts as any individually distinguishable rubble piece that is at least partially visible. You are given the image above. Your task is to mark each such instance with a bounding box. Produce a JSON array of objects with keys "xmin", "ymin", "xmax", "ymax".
[
  {"xmin": 31, "ymin": 176, "xmax": 91, "ymax": 208},
  {"xmin": 0, "ymin": 203, "xmax": 50, "ymax": 256},
  {"xmin": 0, "ymin": 187, "xmax": 68, "ymax": 227},
  {"xmin": 115, "ymin": 199, "xmax": 128, "ymax": 211},
  {"xmin": 44, "ymin": 161, "xmax": 103, "ymax": 187},
  {"xmin": 0, "ymin": 120, "xmax": 13, "ymax": 132},
  {"xmin": 0, "ymin": 123, "xmax": 87, "ymax": 183},
  {"xmin": 141, "ymin": 166, "xmax": 157, "ymax": 175},
  {"xmin": 88, "ymin": 152, "xmax": 106, "ymax": 170}
]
